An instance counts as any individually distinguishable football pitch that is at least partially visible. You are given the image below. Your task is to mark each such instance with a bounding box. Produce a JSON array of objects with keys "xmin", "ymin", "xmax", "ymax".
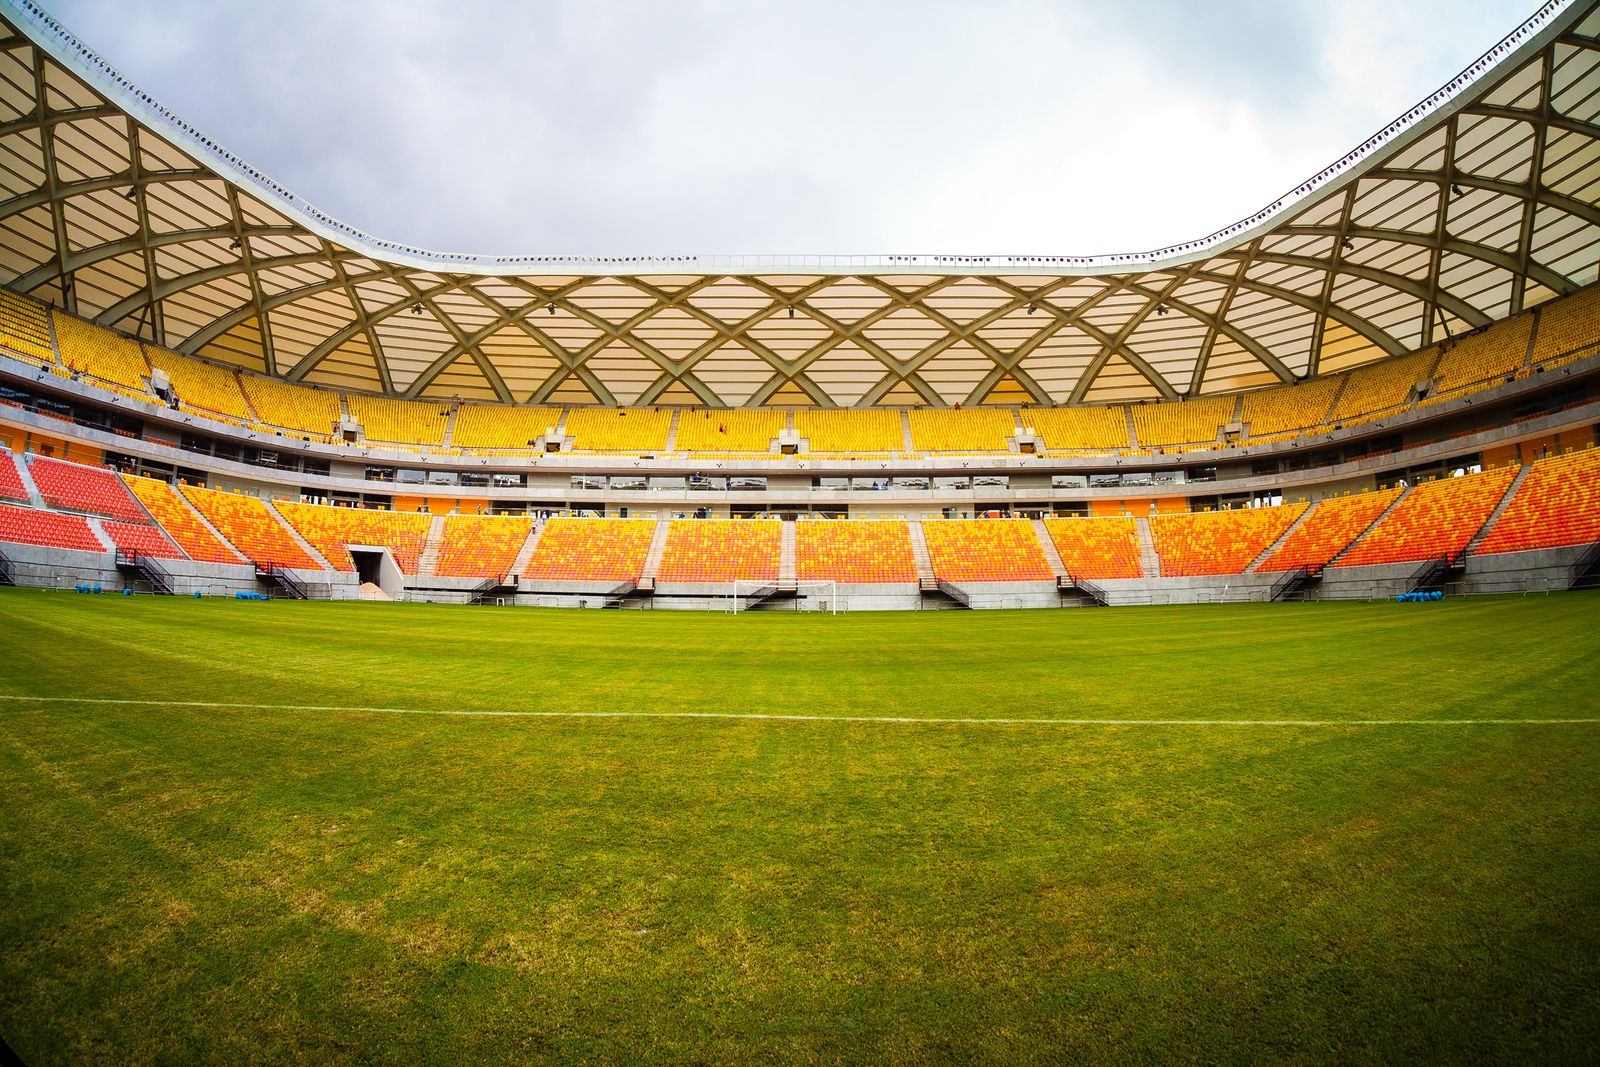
[{"xmin": 2, "ymin": 588, "xmax": 1598, "ymax": 1063}]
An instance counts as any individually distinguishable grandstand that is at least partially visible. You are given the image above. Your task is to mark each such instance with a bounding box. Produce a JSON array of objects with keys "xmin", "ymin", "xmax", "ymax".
[
  {"xmin": 1335, "ymin": 466, "xmax": 1519, "ymax": 568},
  {"xmin": 524, "ymin": 517, "xmax": 655, "ymax": 583},
  {"xmin": 179, "ymin": 485, "xmax": 321, "ymax": 570},
  {"xmin": 920, "ymin": 519, "xmax": 1052, "ymax": 582},
  {"xmin": 657, "ymin": 520, "xmax": 781, "ymax": 583},
  {"xmin": 1042, "ymin": 516, "xmax": 1143, "ymax": 580},
  {"xmin": 795, "ymin": 520, "xmax": 917, "ymax": 584},
  {"xmin": 1148, "ymin": 504, "xmax": 1308, "ymax": 577},
  {"xmin": 1, "ymin": 2, "xmax": 1599, "ymax": 1062},
  {"xmin": 274, "ymin": 501, "xmax": 432, "ymax": 574},
  {"xmin": 433, "ymin": 514, "xmax": 535, "ymax": 579}
]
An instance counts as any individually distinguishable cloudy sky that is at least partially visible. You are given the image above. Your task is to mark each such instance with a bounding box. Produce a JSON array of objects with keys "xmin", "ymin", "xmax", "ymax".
[{"xmin": 41, "ymin": 0, "xmax": 1534, "ymax": 257}]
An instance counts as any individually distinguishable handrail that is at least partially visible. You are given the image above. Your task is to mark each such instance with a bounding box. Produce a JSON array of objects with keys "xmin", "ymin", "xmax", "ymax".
[{"xmin": 0, "ymin": 0, "xmax": 1574, "ymax": 276}]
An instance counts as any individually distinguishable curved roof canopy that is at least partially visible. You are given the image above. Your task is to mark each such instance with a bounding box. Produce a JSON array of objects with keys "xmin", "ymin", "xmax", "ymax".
[{"xmin": 0, "ymin": 0, "xmax": 1597, "ymax": 407}]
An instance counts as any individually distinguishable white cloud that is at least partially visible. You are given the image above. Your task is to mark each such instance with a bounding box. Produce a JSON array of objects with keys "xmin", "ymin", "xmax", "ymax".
[{"xmin": 38, "ymin": 0, "xmax": 1540, "ymax": 255}]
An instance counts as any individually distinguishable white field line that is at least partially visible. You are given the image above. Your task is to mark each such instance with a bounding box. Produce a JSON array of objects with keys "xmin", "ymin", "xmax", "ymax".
[{"xmin": 0, "ymin": 694, "xmax": 1596, "ymax": 726}]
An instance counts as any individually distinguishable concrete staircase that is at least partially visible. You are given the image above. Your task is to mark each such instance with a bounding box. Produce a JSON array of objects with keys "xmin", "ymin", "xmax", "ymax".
[
  {"xmin": 664, "ymin": 410, "xmax": 681, "ymax": 452},
  {"xmin": 417, "ymin": 513, "xmax": 447, "ymax": 578},
  {"xmin": 14, "ymin": 454, "xmax": 47, "ymax": 508},
  {"xmin": 439, "ymin": 405, "xmax": 460, "ymax": 449},
  {"xmin": 900, "ymin": 410, "xmax": 915, "ymax": 452},
  {"xmin": 1032, "ymin": 517, "xmax": 1070, "ymax": 580},
  {"xmin": 265, "ymin": 500, "xmax": 335, "ymax": 570},
  {"xmin": 1245, "ymin": 499, "xmax": 1319, "ymax": 573},
  {"xmin": 1327, "ymin": 485, "xmax": 1413, "ymax": 567},
  {"xmin": 779, "ymin": 519, "xmax": 796, "ymax": 584},
  {"xmin": 1465, "ymin": 463, "xmax": 1532, "ymax": 557},
  {"xmin": 639, "ymin": 519, "xmax": 671, "ymax": 585},
  {"xmin": 1134, "ymin": 516, "xmax": 1162, "ymax": 578},
  {"xmin": 510, "ymin": 519, "xmax": 544, "ymax": 577},
  {"xmin": 908, "ymin": 521, "xmax": 938, "ymax": 585}
]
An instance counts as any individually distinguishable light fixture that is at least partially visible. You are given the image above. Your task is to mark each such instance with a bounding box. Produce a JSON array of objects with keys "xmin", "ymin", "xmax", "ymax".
[
  {"xmin": 228, "ymin": 237, "xmax": 242, "ymax": 250},
  {"xmin": 410, "ymin": 301, "xmax": 424, "ymax": 315},
  {"xmin": 787, "ymin": 305, "xmax": 795, "ymax": 318},
  {"xmin": 1026, "ymin": 301, "xmax": 1037, "ymax": 314},
  {"xmin": 1451, "ymin": 182, "xmax": 1464, "ymax": 196},
  {"xmin": 546, "ymin": 301, "xmax": 557, "ymax": 315},
  {"xmin": 123, "ymin": 186, "xmax": 137, "ymax": 200},
  {"xmin": 1340, "ymin": 237, "xmax": 1354, "ymax": 251},
  {"xmin": 1155, "ymin": 303, "xmax": 1170, "ymax": 316}
]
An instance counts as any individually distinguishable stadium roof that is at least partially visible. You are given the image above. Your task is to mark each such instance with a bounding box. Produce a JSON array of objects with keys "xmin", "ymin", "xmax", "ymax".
[{"xmin": 0, "ymin": 0, "xmax": 1597, "ymax": 408}]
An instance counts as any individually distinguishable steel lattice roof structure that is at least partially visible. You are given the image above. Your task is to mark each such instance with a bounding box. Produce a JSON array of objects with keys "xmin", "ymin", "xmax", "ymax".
[{"xmin": 0, "ymin": 0, "xmax": 1597, "ymax": 408}]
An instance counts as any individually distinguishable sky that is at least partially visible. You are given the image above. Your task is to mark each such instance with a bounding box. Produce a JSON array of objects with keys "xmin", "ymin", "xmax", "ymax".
[{"xmin": 40, "ymin": 0, "xmax": 1537, "ymax": 258}]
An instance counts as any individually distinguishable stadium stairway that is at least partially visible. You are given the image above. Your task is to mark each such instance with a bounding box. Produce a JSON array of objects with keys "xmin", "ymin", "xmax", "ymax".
[
  {"xmin": 1464, "ymin": 463, "xmax": 1533, "ymax": 558},
  {"xmin": 78, "ymin": 516, "xmax": 113, "ymax": 553},
  {"xmin": 1245, "ymin": 500, "xmax": 1321, "ymax": 573},
  {"xmin": 780, "ymin": 520, "xmax": 796, "ymax": 585},
  {"xmin": 1031, "ymin": 518, "xmax": 1072, "ymax": 582},
  {"xmin": 417, "ymin": 514, "xmax": 447, "ymax": 578},
  {"xmin": 10, "ymin": 454, "xmax": 45, "ymax": 508},
  {"xmin": 907, "ymin": 521, "xmax": 938, "ymax": 589},
  {"xmin": 1134, "ymin": 516, "xmax": 1161, "ymax": 577},
  {"xmin": 264, "ymin": 501, "xmax": 334, "ymax": 570},
  {"xmin": 1326, "ymin": 485, "xmax": 1414, "ymax": 566},
  {"xmin": 663, "ymin": 411, "xmax": 681, "ymax": 452},
  {"xmin": 638, "ymin": 520, "xmax": 671, "ymax": 589},
  {"xmin": 899, "ymin": 411, "xmax": 915, "ymax": 452},
  {"xmin": 439, "ymin": 406, "xmax": 460, "ymax": 449},
  {"xmin": 509, "ymin": 520, "xmax": 544, "ymax": 578},
  {"xmin": 1124, "ymin": 408, "xmax": 1142, "ymax": 448}
]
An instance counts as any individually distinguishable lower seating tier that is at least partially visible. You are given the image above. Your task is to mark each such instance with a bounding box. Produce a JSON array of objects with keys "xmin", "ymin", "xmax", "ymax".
[
  {"xmin": 658, "ymin": 520, "xmax": 780, "ymax": 583},
  {"xmin": 795, "ymin": 521, "xmax": 916, "ymax": 583},
  {"xmin": 524, "ymin": 518, "xmax": 655, "ymax": 583},
  {"xmin": 434, "ymin": 514, "xmax": 534, "ymax": 579},
  {"xmin": 1477, "ymin": 448, "xmax": 1600, "ymax": 555},
  {"xmin": 1043, "ymin": 517, "xmax": 1142, "ymax": 580},
  {"xmin": 1336, "ymin": 465, "xmax": 1518, "ymax": 567},
  {"xmin": 1149, "ymin": 503, "xmax": 1308, "ymax": 577},
  {"xmin": 180, "ymin": 486, "xmax": 321, "ymax": 571},
  {"xmin": 1259, "ymin": 488, "xmax": 1403, "ymax": 572},
  {"xmin": 0, "ymin": 503, "xmax": 104, "ymax": 552},
  {"xmin": 921, "ymin": 519, "xmax": 1051, "ymax": 583},
  {"xmin": 274, "ymin": 502, "xmax": 432, "ymax": 575}
]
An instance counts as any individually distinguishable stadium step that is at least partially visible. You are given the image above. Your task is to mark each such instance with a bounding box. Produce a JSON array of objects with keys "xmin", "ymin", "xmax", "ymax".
[
  {"xmin": 510, "ymin": 519, "xmax": 545, "ymax": 579},
  {"xmin": 1327, "ymin": 484, "xmax": 1414, "ymax": 566},
  {"xmin": 82, "ymin": 516, "xmax": 114, "ymax": 553},
  {"xmin": 664, "ymin": 410, "xmax": 681, "ymax": 451},
  {"xmin": 779, "ymin": 519, "xmax": 796, "ymax": 584},
  {"xmin": 639, "ymin": 519, "xmax": 671, "ymax": 584},
  {"xmin": 439, "ymin": 404, "xmax": 460, "ymax": 448},
  {"xmin": 417, "ymin": 513, "xmax": 447, "ymax": 578},
  {"xmin": 1031, "ymin": 518, "xmax": 1070, "ymax": 580},
  {"xmin": 12, "ymin": 454, "xmax": 46, "ymax": 508},
  {"xmin": 264, "ymin": 500, "xmax": 335, "ymax": 570},
  {"xmin": 900, "ymin": 410, "xmax": 915, "ymax": 452},
  {"xmin": 907, "ymin": 521, "xmax": 937, "ymax": 583},
  {"xmin": 1464, "ymin": 462, "xmax": 1531, "ymax": 558},
  {"xmin": 1124, "ymin": 408, "xmax": 1141, "ymax": 449},
  {"xmin": 1246, "ymin": 499, "xmax": 1319, "ymax": 572},
  {"xmin": 1134, "ymin": 516, "xmax": 1161, "ymax": 578}
]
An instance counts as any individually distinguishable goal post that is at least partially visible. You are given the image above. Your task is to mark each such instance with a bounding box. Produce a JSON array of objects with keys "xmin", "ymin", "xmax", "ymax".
[{"xmin": 728, "ymin": 579, "xmax": 839, "ymax": 614}]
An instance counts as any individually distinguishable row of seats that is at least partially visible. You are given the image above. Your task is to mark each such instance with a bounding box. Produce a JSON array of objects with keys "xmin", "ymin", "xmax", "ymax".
[
  {"xmin": 0, "ymin": 503, "xmax": 104, "ymax": 552},
  {"xmin": 122, "ymin": 474, "xmax": 244, "ymax": 564},
  {"xmin": 921, "ymin": 519, "xmax": 1053, "ymax": 582},
  {"xmin": 656, "ymin": 520, "xmax": 782, "ymax": 582},
  {"xmin": 101, "ymin": 519, "xmax": 183, "ymax": 560},
  {"xmin": 274, "ymin": 501, "xmax": 432, "ymax": 574},
  {"xmin": 1259, "ymin": 488, "xmax": 1403, "ymax": 572},
  {"xmin": 1042, "ymin": 516, "xmax": 1141, "ymax": 580},
  {"xmin": 5, "ymin": 284, "xmax": 1596, "ymax": 458},
  {"xmin": 1477, "ymin": 448, "xmax": 1600, "ymax": 555},
  {"xmin": 1149, "ymin": 503, "xmax": 1308, "ymax": 577},
  {"xmin": 434, "ymin": 514, "xmax": 534, "ymax": 579},
  {"xmin": 524, "ymin": 517, "xmax": 656, "ymax": 583},
  {"xmin": 27, "ymin": 454, "xmax": 148, "ymax": 524},
  {"xmin": 1336, "ymin": 466, "xmax": 1518, "ymax": 567},
  {"xmin": 0, "ymin": 450, "xmax": 27, "ymax": 503},
  {"xmin": 794, "ymin": 521, "xmax": 917, "ymax": 583},
  {"xmin": 180, "ymin": 485, "xmax": 321, "ymax": 570}
]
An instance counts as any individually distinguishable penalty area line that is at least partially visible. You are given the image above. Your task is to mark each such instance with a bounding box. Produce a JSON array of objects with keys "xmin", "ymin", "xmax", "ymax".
[{"xmin": 0, "ymin": 695, "xmax": 1596, "ymax": 727}]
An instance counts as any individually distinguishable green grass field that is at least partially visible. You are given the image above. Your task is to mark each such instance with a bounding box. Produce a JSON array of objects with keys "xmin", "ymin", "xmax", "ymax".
[{"xmin": 2, "ymin": 589, "xmax": 1598, "ymax": 1064}]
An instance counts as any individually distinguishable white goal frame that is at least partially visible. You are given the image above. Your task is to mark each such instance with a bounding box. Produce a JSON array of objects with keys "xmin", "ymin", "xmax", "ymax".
[{"xmin": 728, "ymin": 579, "xmax": 839, "ymax": 614}]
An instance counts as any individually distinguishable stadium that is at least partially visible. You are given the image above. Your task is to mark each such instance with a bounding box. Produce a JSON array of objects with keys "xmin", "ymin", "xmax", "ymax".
[{"xmin": 0, "ymin": 0, "xmax": 1597, "ymax": 1061}]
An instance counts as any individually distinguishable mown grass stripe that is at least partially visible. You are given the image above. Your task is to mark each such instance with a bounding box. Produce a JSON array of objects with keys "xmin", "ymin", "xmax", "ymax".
[{"xmin": 0, "ymin": 695, "xmax": 1595, "ymax": 726}]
